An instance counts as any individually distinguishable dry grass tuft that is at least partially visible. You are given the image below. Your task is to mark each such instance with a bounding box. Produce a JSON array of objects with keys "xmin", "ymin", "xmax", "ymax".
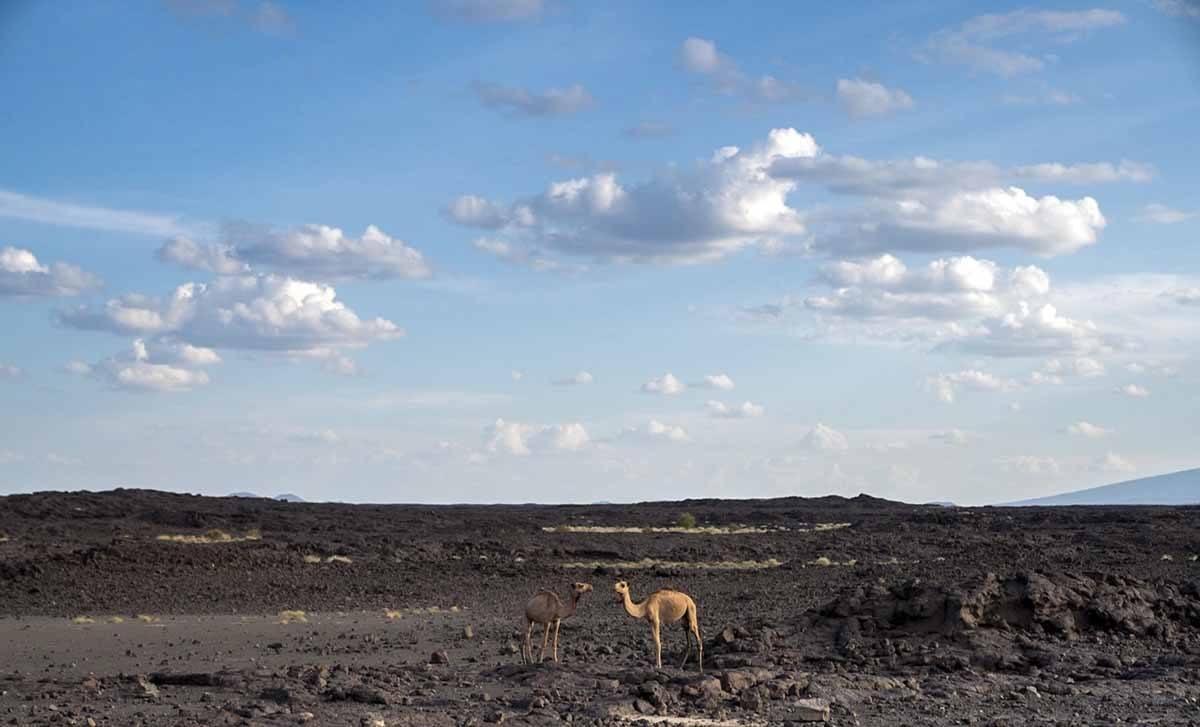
[
  {"xmin": 1162, "ymin": 554, "xmax": 1174, "ymax": 561},
  {"xmin": 325, "ymin": 555, "xmax": 353, "ymax": 564},
  {"xmin": 108, "ymin": 615, "xmax": 125, "ymax": 624},
  {"xmin": 812, "ymin": 556, "xmax": 833, "ymax": 566},
  {"xmin": 278, "ymin": 610, "xmax": 308, "ymax": 624},
  {"xmin": 156, "ymin": 528, "xmax": 261, "ymax": 544},
  {"xmin": 384, "ymin": 609, "xmax": 404, "ymax": 620},
  {"xmin": 1191, "ymin": 555, "xmax": 1199, "ymax": 562},
  {"xmin": 136, "ymin": 614, "xmax": 159, "ymax": 623},
  {"xmin": 302, "ymin": 554, "xmax": 323, "ymax": 564},
  {"xmin": 0, "ymin": 533, "xmax": 9, "ymax": 543},
  {"xmin": 545, "ymin": 525, "xmax": 776, "ymax": 535},
  {"xmin": 563, "ymin": 557, "xmax": 783, "ymax": 571},
  {"xmin": 70, "ymin": 616, "xmax": 95, "ymax": 624}
]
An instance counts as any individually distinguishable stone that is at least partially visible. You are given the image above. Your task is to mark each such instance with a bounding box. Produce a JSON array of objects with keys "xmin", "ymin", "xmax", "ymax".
[
  {"xmin": 721, "ymin": 670, "xmax": 757, "ymax": 694},
  {"xmin": 296, "ymin": 713, "xmax": 315, "ymax": 723},
  {"xmin": 787, "ymin": 697, "xmax": 831, "ymax": 722},
  {"xmin": 463, "ymin": 625, "xmax": 474, "ymax": 640},
  {"xmin": 430, "ymin": 651, "xmax": 450, "ymax": 665},
  {"xmin": 134, "ymin": 676, "xmax": 159, "ymax": 700},
  {"xmin": 360, "ymin": 714, "xmax": 386, "ymax": 727},
  {"xmin": 633, "ymin": 698, "xmax": 655, "ymax": 715}
]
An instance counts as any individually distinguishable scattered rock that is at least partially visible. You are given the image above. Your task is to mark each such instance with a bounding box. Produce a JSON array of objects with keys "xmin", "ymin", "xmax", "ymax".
[
  {"xmin": 787, "ymin": 697, "xmax": 831, "ymax": 722},
  {"xmin": 431, "ymin": 650, "xmax": 450, "ymax": 665}
]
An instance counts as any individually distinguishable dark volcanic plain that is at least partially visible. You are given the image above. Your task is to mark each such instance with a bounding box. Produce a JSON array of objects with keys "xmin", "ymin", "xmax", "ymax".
[{"xmin": 1, "ymin": 489, "xmax": 1198, "ymax": 726}]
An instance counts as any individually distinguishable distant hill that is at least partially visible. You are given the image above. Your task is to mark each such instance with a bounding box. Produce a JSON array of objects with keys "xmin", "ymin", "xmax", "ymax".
[
  {"xmin": 228, "ymin": 492, "xmax": 305, "ymax": 503},
  {"xmin": 1009, "ymin": 468, "xmax": 1199, "ymax": 506}
]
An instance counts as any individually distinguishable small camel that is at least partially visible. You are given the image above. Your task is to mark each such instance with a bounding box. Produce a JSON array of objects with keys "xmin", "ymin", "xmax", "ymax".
[
  {"xmin": 522, "ymin": 582, "xmax": 592, "ymax": 664},
  {"xmin": 614, "ymin": 580, "xmax": 703, "ymax": 672}
]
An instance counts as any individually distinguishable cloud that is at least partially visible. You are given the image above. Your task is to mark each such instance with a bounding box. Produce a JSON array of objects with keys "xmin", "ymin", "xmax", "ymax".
[
  {"xmin": 807, "ymin": 254, "xmax": 1041, "ymax": 321},
  {"xmin": 623, "ymin": 121, "xmax": 676, "ymax": 139},
  {"xmin": 1115, "ymin": 383, "xmax": 1149, "ymax": 398},
  {"xmin": 1035, "ymin": 356, "xmax": 1105, "ymax": 382},
  {"xmin": 706, "ymin": 400, "xmax": 765, "ymax": 418},
  {"xmin": 159, "ymin": 224, "xmax": 430, "ymax": 281},
  {"xmin": 510, "ymin": 370, "xmax": 524, "ymax": 381},
  {"xmin": 1000, "ymin": 454, "xmax": 1060, "ymax": 476},
  {"xmin": 924, "ymin": 9, "xmax": 1127, "ymax": 77},
  {"xmin": 640, "ymin": 372, "xmax": 686, "ymax": 395},
  {"xmin": 553, "ymin": 371, "xmax": 594, "ymax": 386},
  {"xmin": 451, "ymin": 128, "xmax": 1124, "ymax": 268},
  {"xmin": 1137, "ymin": 203, "xmax": 1195, "ymax": 224},
  {"xmin": 1154, "ymin": 0, "xmax": 1200, "ymax": 20},
  {"xmin": 74, "ymin": 338, "xmax": 217, "ymax": 392},
  {"xmin": 806, "ymin": 187, "xmax": 1106, "ymax": 258},
  {"xmin": 250, "ymin": 1, "xmax": 293, "ymax": 34},
  {"xmin": 692, "ymin": 373, "xmax": 735, "ymax": 390},
  {"xmin": 763, "ymin": 252, "xmax": 1114, "ymax": 360},
  {"xmin": 429, "ymin": 0, "xmax": 544, "ymax": 22},
  {"xmin": 157, "ymin": 237, "xmax": 248, "ymax": 275},
  {"xmin": 930, "ymin": 429, "xmax": 969, "ymax": 445},
  {"xmin": 449, "ymin": 128, "xmax": 814, "ymax": 265},
  {"xmin": 485, "ymin": 418, "xmax": 590, "ymax": 455},
  {"xmin": 800, "ymin": 422, "xmax": 848, "ymax": 451},
  {"xmin": 617, "ymin": 420, "xmax": 690, "ymax": 443},
  {"xmin": 472, "ymin": 237, "xmax": 579, "ymax": 273},
  {"xmin": 472, "ymin": 82, "xmax": 594, "ymax": 117},
  {"xmin": 166, "ymin": 0, "xmax": 294, "ymax": 34},
  {"xmin": 0, "ymin": 450, "xmax": 23, "ymax": 464},
  {"xmin": 321, "ymin": 355, "xmax": 359, "ymax": 377},
  {"xmin": 0, "ymin": 363, "xmax": 21, "ymax": 378},
  {"xmin": 1165, "ymin": 288, "xmax": 1200, "ymax": 306},
  {"xmin": 1065, "ymin": 421, "xmax": 1111, "ymax": 438},
  {"xmin": 1002, "ymin": 88, "xmax": 1083, "ymax": 106},
  {"xmin": 678, "ymin": 37, "xmax": 810, "ymax": 104},
  {"xmin": 0, "ymin": 246, "xmax": 101, "ymax": 298},
  {"xmin": 926, "ymin": 369, "xmax": 1018, "ymax": 403},
  {"xmin": 836, "ymin": 78, "xmax": 915, "ymax": 118},
  {"xmin": 953, "ymin": 302, "xmax": 1105, "ymax": 358},
  {"xmin": 59, "ymin": 274, "xmax": 402, "ymax": 356},
  {"xmin": 1093, "ymin": 452, "xmax": 1135, "ymax": 473},
  {"xmin": 0, "ymin": 188, "xmax": 203, "ymax": 238},
  {"xmin": 771, "ymin": 154, "xmax": 1150, "ymax": 196}
]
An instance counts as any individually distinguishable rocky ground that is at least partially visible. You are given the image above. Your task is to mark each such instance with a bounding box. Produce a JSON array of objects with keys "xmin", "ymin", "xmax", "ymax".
[{"xmin": 1, "ymin": 489, "xmax": 1198, "ymax": 726}]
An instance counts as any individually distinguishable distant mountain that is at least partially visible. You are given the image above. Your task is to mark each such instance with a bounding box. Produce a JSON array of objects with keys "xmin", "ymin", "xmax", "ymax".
[
  {"xmin": 273, "ymin": 493, "xmax": 305, "ymax": 503},
  {"xmin": 1009, "ymin": 468, "xmax": 1199, "ymax": 506},
  {"xmin": 229, "ymin": 491, "xmax": 260, "ymax": 498}
]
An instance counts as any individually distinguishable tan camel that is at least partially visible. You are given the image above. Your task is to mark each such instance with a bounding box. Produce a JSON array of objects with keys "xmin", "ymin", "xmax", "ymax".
[
  {"xmin": 522, "ymin": 582, "xmax": 592, "ymax": 664},
  {"xmin": 613, "ymin": 580, "xmax": 703, "ymax": 672}
]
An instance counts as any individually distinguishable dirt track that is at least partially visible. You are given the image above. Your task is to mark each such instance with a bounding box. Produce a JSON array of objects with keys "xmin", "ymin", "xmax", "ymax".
[{"xmin": 1, "ymin": 489, "xmax": 1198, "ymax": 725}]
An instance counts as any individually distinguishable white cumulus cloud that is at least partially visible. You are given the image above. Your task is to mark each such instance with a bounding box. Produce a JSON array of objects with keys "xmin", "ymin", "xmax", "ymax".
[
  {"xmin": 1065, "ymin": 421, "xmax": 1111, "ymax": 438},
  {"xmin": 800, "ymin": 422, "xmax": 848, "ymax": 451},
  {"xmin": 706, "ymin": 400, "xmax": 765, "ymax": 418},
  {"xmin": 836, "ymin": 78, "xmax": 915, "ymax": 118},
  {"xmin": 1, "ymin": 246, "xmax": 101, "ymax": 298},
  {"xmin": 641, "ymin": 372, "xmax": 686, "ymax": 395}
]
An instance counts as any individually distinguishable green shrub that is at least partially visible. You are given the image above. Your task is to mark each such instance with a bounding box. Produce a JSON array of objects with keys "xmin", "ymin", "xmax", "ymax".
[{"xmin": 676, "ymin": 512, "xmax": 697, "ymax": 529}]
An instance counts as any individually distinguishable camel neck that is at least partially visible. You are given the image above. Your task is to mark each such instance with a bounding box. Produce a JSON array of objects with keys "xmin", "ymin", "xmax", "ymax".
[
  {"xmin": 621, "ymin": 590, "xmax": 646, "ymax": 619},
  {"xmin": 560, "ymin": 591, "xmax": 580, "ymax": 619}
]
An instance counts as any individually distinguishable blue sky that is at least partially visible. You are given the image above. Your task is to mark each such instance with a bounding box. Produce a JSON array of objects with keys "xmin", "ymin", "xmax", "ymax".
[{"xmin": 1, "ymin": 0, "xmax": 1197, "ymax": 504}]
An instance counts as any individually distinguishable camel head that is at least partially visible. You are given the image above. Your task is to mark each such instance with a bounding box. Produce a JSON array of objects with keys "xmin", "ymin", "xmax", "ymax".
[
  {"xmin": 613, "ymin": 580, "xmax": 629, "ymax": 603},
  {"xmin": 572, "ymin": 582, "xmax": 593, "ymax": 598}
]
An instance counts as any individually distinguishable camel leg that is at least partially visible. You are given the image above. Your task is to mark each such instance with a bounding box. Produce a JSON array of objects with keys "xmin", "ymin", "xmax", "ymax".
[
  {"xmin": 693, "ymin": 623, "xmax": 703, "ymax": 674},
  {"xmin": 523, "ymin": 620, "xmax": 534, "ymax": 664},
  {"xmin": 679, "ymin": 622, "xmax": 691, "ymax": 669},
  {"xmin": 539, "ymin": 622, "xmax": 551, "ymax": 662},
  {"xmin": 552, "ymin": 619, "xmax": 561, "ymax": 663},
  {"xmin": 651, "ymin": 619, "xmax": 662, "ymax": 669}
]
